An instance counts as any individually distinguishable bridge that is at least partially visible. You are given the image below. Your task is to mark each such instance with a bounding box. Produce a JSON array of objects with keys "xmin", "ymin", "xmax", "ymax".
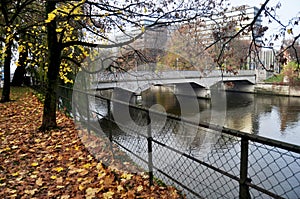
[{"xmin": 92, "ymin": 70, "xmax": 257, "ymax": 98}]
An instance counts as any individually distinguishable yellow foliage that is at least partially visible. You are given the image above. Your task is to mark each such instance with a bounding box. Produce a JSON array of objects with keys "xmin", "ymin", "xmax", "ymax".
[
  {"xmin": 56, "ymin": 28, "xmax": 64, "ymax": 33},
  {"xmin": 45, "ymin": 12, "xmax": 56, "ymax": 23}
]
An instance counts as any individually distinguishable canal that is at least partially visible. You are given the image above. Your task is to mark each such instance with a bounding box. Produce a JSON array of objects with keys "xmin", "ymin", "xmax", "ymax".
[
  {"xmin": 93, "ymin": 86, "xmax": 300, "ymax": 198},
  {"xmin": 137, "ymin": 86, "xmax": 300, "ymax": 146}
]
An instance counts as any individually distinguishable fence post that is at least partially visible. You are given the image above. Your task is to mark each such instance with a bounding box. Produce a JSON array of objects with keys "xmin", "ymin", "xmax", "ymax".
[
  {"xmin": 83, "ymin": 77, "xmax": 90, "ymax": 134},
  {"xmin": 107, "ymin": 99, "xmax": 115, "ymax": 159},
  {"xmin": 107, "ymin": 99, "xmax": 113, "ymax": 142},
  {"xmin": 147, "ymin": 111, "xmax": 154, "ymax": 186},
  {"xmin": 240, "ymin": 137, "xmax": 250, "ymax": 199}
]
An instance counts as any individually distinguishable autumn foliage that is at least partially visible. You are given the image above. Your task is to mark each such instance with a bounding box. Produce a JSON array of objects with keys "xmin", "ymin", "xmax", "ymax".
[{"xmin": 0, "ymin": 87, "xmax": 184, "ymax": 199}]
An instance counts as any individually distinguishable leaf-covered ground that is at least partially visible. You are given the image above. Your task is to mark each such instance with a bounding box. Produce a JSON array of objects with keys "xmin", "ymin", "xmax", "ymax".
[{"xmin": 0, "ymin": 87, "xmax": 184, "ymax": 199}]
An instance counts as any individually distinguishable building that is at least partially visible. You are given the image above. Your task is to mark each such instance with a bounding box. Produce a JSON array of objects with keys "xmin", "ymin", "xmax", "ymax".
[{"xmin": 112, "ymin": 5, "xmax": 272, "ymax": 71}]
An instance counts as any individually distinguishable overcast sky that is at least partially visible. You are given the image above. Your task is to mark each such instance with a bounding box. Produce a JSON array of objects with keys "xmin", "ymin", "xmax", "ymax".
[
  {"xmin": 230, "ymin": 0, "xmax": 300, "ymax": 48},
  {"xmin": 230, "ymin": 0, "xmax": 300, "ymax": 29}
]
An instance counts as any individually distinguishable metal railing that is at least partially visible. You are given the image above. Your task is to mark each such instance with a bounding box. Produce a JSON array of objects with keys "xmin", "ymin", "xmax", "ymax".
[{"xmin": 56, "ymin": 84, "xmax": 300, "ymax": 199}]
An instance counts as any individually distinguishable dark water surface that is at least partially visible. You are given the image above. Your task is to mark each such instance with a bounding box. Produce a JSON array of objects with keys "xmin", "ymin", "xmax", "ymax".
[{"xmin": 140, "ymin": 86, "xmax": 300, "ymax": 146}]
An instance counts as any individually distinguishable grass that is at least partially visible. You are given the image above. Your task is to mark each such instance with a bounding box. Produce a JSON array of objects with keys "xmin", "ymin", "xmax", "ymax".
[{"xmin": 264, "ymin": 74, "xmax": 284, "ymax": 83}]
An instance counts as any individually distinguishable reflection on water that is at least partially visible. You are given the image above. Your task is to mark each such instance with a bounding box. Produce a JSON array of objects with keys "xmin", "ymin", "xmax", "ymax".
[{"xmin": 141, "ymin": 86, "xmax": 300, "ymax": 146}]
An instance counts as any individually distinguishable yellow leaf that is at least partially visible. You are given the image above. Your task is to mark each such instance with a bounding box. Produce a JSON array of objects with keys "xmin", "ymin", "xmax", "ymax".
[
  {"xmin": 56, "ymin": 28, "xmax": 63, "ymax": 33},
  {"xmin": 83, "ymin": 163, "xmax": 91, "ymax": 169},
  {"xmin": 98, "ymin": 170, "xmax": 106, "ymax": 179},
  {"xmin": 137, "ymin": 185, "xmax": 143, "ymax": 192},
  {"xmin": 45, "ymin": 12, "xmax": 56, "ymax": 23},
  {"xmin": 121, "ymin": 173, "xmax": 133, "ymax": 180},
  {"xmin": 11, "ymin": 172, "xmax": 19, "ymax": 176},
  {"xmin": 103, "ymin": 191, "xmax": 114, "ymax": 199},
  {"xmin": 86, "ymin": 187, "xmax": 100, "ymax": 199},
  {"xmin": 25, "ymin": 189, "xmax": 37, "ymax": 195},
  {"xmin": 30, "ymin": 175, "xmax": 37, "ymax": 179},
  {"xmin": 57, "ymin": 185, "xmax": 65, "ymax": 189},
  {"xmin": 79, "ymin": 184, "xmax": 85, "ymax": 191},
  {"xmin": 74, "ymin": 145, "xmax": 79, "ymax": 150},
  {"xmin": 141, "ymin": 25, "xmax": 145, "ymax": 33},
  {"xmin": 117, "ymin": 185, "xmax": 124, "ymax": 192},
  {"xmin": 50, "ymin": 175, "xmax": 57, "ymax": 180},
  {"xmin": 31, "ymin": 162, "xmax": 39, "ymax": 167},
  {"xmin": 61, "ymin": 195, "xmax": 70, "ymax": 199},
  {"xmin": 18, "ymin": 45, "xmax": 25, "ymax": 53},
  {"xmin": 5, "ymin": 147, "xmax": 11, "ymax": 151},
  {"xmin": 34, "ymin": 138, "xmax": 41, "ymax": 143},
  {"xmin": 8, "ymin": 189, "xmax": 17, "ymax": 194},
  {"xmin": 287, "ymin": 28, "xmax": 293, "ymax": 34},
  {"xmin": 53, "ymin": 167, "xmax": 64, "ymax": 172}
]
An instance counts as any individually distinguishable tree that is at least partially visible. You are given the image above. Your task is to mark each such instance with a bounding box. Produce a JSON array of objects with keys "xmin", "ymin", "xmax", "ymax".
[
  {"xmin": 39, "ymin": 0, "xmax": 231, "ymax": 130},
  {"xmin": 0, "ymin": 0, "xmax": 42, "ymax": 102},
  {"xmin": 158, "ymin": 21, "xmax": 215, "ymax": 71},
  {"xmin": 2, "ymin": 0, "xmax": 298, "ymax": 129}
]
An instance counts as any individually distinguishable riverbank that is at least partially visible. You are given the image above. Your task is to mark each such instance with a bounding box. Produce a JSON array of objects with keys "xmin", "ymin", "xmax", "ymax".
[
  {"xmin": 254, "ymin": 83, "xmax": 300, "ymax": 97},
  {"xmin": 0, "ymin": 87, "xmax": 183, "ymax": 198}
]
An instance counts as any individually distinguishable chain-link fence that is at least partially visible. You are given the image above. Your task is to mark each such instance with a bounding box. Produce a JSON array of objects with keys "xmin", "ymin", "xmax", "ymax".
[{"xmin": 57, "ymin": 85, "xmax": 300, "ymax": 199}]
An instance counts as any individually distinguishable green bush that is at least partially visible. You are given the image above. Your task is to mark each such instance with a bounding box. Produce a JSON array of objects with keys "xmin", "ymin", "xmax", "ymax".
[
  {"xmin": 264, "ymin": 74, "xmax": 284, "ymax": 83},
  {"xmin": 282, "ymin": 61, "xmax": 300, "ymax": 84}
]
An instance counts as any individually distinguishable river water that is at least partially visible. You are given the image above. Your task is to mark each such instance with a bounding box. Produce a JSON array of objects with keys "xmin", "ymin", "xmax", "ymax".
[
  {"xmin": 140, "ymin": 86, "xmax": 300, "ymax": 146},
  {"xmin": 93, "ymin": 86, "xmax": 300, "ymax": 198}
]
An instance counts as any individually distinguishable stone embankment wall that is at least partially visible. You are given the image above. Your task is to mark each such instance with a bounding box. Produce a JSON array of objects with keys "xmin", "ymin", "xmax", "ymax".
[{"xmin": 254, "ymin": 83, "xmax": 300, "ymax": 97}]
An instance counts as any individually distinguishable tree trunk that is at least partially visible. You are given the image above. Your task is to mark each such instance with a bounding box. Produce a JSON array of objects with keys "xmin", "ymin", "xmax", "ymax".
[
  {"xmin": 11, "ymin": 44, "xmax": 28, "ymax": 86},
  {"xmin": 1, "ymin": 41, "xmax": 13, "ymax": 102},
  {"xmin": 39, "ymin": 1, "xmax": 61, "ymax": 131},
  {"xmin": 11, "ymin": 66, "xmax": 26, "ymax": 86}
]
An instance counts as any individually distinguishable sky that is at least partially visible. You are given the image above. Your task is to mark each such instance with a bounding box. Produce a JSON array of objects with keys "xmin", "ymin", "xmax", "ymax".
[
  {"xmin": 230, "ymin": 0, "xmax": 300, "ymax": 21},
  {"xmin": 229, "ymin": 0, "xmax": 300, "ymax": 43}
]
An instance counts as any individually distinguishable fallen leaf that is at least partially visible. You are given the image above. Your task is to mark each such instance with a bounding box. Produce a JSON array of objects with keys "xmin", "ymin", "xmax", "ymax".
[
  {"xmin": 61, "ymin": 195, "xmax": 70, "ymax": 199},
  {"xmin": 56, "ymin": 177, "xmax": 63, "ymax": 184},
  {"xmin": 121, "ymin": 173, "xmax": 133, "ymax": 180},
  {"xmin": 31, "ymin": 162, "xmax": 39, "ymax": 167},
  {"xmin": 86, "ymin": 187, "xmax": 100, "ymax": 199},
  {"xmin": 103, "ymin": 191, "xmax": 114, "ymax": 199},
  {"xmin": 50, "ymin": 175, "xmax": 57, "ymax": 180},
  {"xmin": 137, "ymin": 185, "xmax": 143, "ymax": 192},
  {"xmin": 53, "ymin": 167, "xmax": 64, "ymax": 172},
  {"xmin": 25, "ymin": 189, "xmax": 36, "ymax": 195},
  {"xmin": 36, "ymin": 177, "xmax": 43, "ymax": 186},
  {"xmin": 83, "ymin": 163, "xmax": 91, "ymax": 169}
]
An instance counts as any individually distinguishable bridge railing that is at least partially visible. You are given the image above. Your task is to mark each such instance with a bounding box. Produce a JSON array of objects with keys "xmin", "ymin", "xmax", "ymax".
[{"xmin": 57, "ymin": 85, "xmax": 300, "ymax": 199}]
